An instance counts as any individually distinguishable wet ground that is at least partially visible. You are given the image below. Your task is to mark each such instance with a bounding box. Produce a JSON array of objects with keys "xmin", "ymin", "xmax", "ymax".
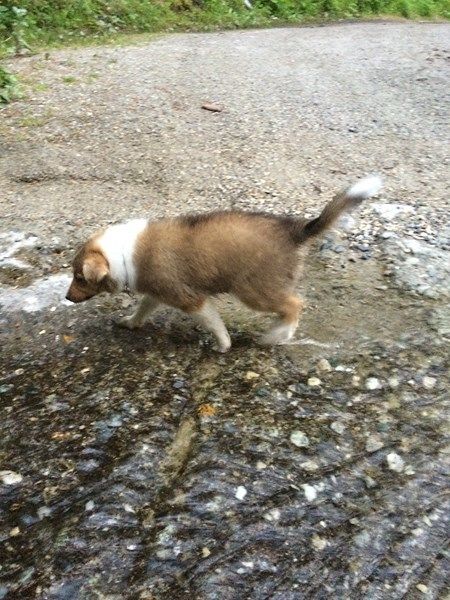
[{"xmin": 1, "ymin": 22, "xmax": 449, "ymax": 600}]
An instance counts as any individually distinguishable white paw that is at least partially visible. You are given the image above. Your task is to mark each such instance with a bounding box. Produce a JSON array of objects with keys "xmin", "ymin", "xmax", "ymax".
[
  {"xmin": 259, "ymin": 332, "xmax": 285, "ymax": 346},
  {"xmin": 214, "ymin": 334, "xmax": 232, "ymax": 353},
  {"xmin": 117, "ymin": 316, "xmax": 143, "ymax": 330},
  {"xmin": 259, "ymin": 323, "xmax": 297, "ymax": 346}
]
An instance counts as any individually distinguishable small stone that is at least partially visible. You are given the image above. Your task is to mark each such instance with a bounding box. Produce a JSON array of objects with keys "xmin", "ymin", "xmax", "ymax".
[
  {"xmin": 363, "ymin": 475, "xmax": 377, "ymax": 489},
  {"xmin": 311, "ymin": 534, "xmax": 328, "ymax": 550},
  {"xmin": 201, "ymin": 102, "xmax": 223, "ymax": 112},
  {"xmin": 172, "ymin": 379, "xmax": 185, "ymax": 389},
  {"xmin": 330, "ymin": 421, "xmax": 346, "ymax": 435},
  {"xmin": 256, "ymin": 461, "xmax": 267, "ymax": 469},
  {"xmin": 0, "ymin": 471, "xmax": 23, "ymax": 485},
  {"xmin": 387, "ymin": 452, "xmax": 404, "ymax": 472},
  {"xmin": 365, "ymin": 435, "xmax": 384, "ymax": 453},
  {"xmin": 76, "ymin": 459, "xmax": 100, "ymax": 474},
  {"xmin": 85, "ymin": 500, "xmax": 95, "ymax": 511},
  {"xmin": 290, "ymin": 431, "xmax": 310, "ymax": 447},
  {"xmin": 365, "ymin": 377, "xmax": 382, "ymax": 391},
  {"xmin": 201, "ymin": 547, "xmax": 211, "ymax": 558},
  {"xmin": 316, "ymin": 358, "xmax": 332, "ymax": 372},
  {"xmin": 37, "ymin": 506, "xmax": 51, "ymax": 520},
  {"xmin": 352, "ymin": 375, "xmax": 361, "ymax": 386},
  {"xmin": 245, "ymin": 371, "xmax": 260, "ymax": 380},
  {"xmin": 235, "ymin": 485, "xmax": 247, "ymax": 500},
  {"xmin": 300, "ymin": 460, "xmax": 319, "ymax": 472},
  {"xmin": 416, "ymin": 584, "xmax": 428, "ymax": 594},
  {"xmin": 372, "ymin": 202, "xmax": 414, "ymax": 220},
  {"xmin": 264, "ymin": 508, "xmax": 281, "ymax": 521},
  {"xmin": 422, "ymin": 376, "xmax": 436, "ymax": 389},
  {"xmin": 307, "ymin": 377, "xmax": 322, "ymax": 387},
  {"xmin": 388, "ymin": 376, "xmax": 400, "ymax": 388},
  {"xmin": 241, "ymin": 561, "xmax": 254, "ymax": 569},
  {"xmin": 106, "ymin": 415, "xmax": 123, "ymax": 428},
  {"xmin": 9, "ymin": 527, "xmax": 20, "ymax": 537},
  {"xmin": 302, "ymin": 484, "xmax": 317, "ymax": 501}
]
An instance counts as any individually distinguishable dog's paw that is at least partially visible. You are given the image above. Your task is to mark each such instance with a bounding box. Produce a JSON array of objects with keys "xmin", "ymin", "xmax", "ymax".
[
  {"xmin": 259, "ymin": 323, "xmax": 297, "ymax": 346},
  {"xmin": 116, "ymin": 316, "xmax": 143, "ymax": 330},
  {"xmin": 209, "ymin": 335, "xmax": 231, "ymax": 353},
  {"xmin": 215, "ymin": 341, "xmax": 231, "ymax": 353},
  {"xmin": 259, "ymin": 333, "xmax": 281, "ymax": 346}
]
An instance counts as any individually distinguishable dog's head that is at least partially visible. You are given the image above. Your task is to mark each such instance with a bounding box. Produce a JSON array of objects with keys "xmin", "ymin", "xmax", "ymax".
[{"xmin": 66, "ymin": 241, "xmax": 117, "ymax": 303}]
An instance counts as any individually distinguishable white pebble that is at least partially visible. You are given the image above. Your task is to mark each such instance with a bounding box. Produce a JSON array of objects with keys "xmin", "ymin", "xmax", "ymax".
[
  {"xmin": 416, "ymin": 584, "xmax": 428, "ymax": 594},
  {"xmin": 256, "ymin": 461, "xmax": 267, "ymax": 470},
  {"xmin": 307, "ymin": 377, "xmax": 322, "ymax": 387},
  {"xmin": 85, "ymin": 500, "xmax": 95, "ymax": 511},
  {"xmin": 422, "ymin": 376, "xmax": 436, "ymax": 389},
  {"xmin": 300, "ymin": 460, "xmax": 319, "ymax": 472},
  {"xmin": 0, "ymin": 470, "xmax": 23, "ymax": 485},
  {"xmin": 316, "ymin": 358, "xmax": 332, "ymax": 372},
  {"xmin": 302, "ymin": 484, "xmax": 317, "ymax": 501},
  {"xmin": 330, "ymin": 421, "xmax": 346, "ymax": 435},
  {"xmin": 387, "ymin": 452, "xmax": 405, "ymax": 472},
  {"xmin": 245, "ymin": 371, "xmax": 260, "ymax": 380},
  {"xmin": 365, "ymin": 377, "xmax": 382, "ymax": 390},
  {"xmin": 264, "ymin": 508, "xmax": 281, "ymax": 522},
  {"xmin": 311, "ymin": 534, "xmax": 328, "ymax": 550},
  {"xmin": 365, "ymin": 436, "xmax": 384, "ymax": 453},
  {"xmin": 388, "ymin": 376, "xmax": 400, "ymax": 388},
  {"xmin": 235, "ymin": 485, "xmax": 247, "ymax": 501},
  {"xmin": 290, "ymin": 431, "xmax": 310, "ymax": 447},
  {"xmin": 37, "ymin": 506, "xmax": 51, "ymax": 520}
]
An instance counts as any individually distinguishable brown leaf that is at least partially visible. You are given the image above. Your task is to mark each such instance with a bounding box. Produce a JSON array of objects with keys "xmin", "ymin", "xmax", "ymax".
[{"xmin": 198, "ymin": 404, "xmax": 216, "ymax": 417}]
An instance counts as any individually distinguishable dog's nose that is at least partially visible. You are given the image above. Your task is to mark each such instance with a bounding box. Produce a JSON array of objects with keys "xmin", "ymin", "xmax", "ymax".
[{"xmin": 65, "ymin": 294, "xmax": 72, "ymax": 302}]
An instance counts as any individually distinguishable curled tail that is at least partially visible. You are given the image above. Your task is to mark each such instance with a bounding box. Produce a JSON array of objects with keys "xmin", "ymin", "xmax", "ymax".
[{"xmin": 298, "ymin": 175, "xmax": 383, "ymax": 243}]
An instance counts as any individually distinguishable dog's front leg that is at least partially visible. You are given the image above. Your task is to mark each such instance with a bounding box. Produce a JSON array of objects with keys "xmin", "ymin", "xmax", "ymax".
[
  {"xmin": 118, "ymin": 295, "xmax": 160, "ymax": 330},
  {"xmin": 189, "ymin": 300, "xmax": 231, "ymax": 353}
]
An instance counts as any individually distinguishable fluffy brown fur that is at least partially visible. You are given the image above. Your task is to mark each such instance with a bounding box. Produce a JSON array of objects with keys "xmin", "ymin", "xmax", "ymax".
[{"xmin": 66, "ymin": 176, "xmax": 382, "ymax": 350}]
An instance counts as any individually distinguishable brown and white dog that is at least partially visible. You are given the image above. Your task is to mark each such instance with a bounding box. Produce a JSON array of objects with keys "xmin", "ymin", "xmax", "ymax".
[{"xmin": 66, "ymin": 175, "xmax": 382, "ymax": 351}]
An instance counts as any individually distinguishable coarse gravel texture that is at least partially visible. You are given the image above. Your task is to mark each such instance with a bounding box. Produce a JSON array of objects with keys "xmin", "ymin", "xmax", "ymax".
[{"xmin": 0, "ymin": 22, "xmax": 449, "ymax": 600}]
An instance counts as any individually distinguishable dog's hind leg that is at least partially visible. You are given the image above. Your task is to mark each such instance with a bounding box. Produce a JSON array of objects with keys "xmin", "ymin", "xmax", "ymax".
[
  {"xmin": 118, "ymin": 295, "xmax": 160, "ymax": 330},
  {"xmin": 259, "ymin": 294, "xmax": 304, "ymax": 346}
]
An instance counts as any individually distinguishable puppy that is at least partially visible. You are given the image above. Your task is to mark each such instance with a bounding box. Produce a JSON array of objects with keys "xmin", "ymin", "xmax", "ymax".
[{"xmin": 66, "ymin": 175, "xmax": 382, "ymax": 351}]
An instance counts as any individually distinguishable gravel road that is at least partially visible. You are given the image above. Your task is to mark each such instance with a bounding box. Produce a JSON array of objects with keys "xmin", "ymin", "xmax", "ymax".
[{"xmin": 0, "ymin": 22, "xmax": 449, "ymax": 600}]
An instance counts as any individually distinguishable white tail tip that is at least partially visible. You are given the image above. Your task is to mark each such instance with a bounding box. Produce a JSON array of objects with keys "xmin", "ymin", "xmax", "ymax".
[{"xmin": 347, "ymin": 175, "xmax": 383, "ymax": 199}]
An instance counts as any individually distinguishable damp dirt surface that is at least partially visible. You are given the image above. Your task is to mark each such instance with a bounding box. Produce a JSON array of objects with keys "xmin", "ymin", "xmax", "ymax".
[{"xmin": 1, "ymin": 23, "xmax": 449, "ymax": 600}]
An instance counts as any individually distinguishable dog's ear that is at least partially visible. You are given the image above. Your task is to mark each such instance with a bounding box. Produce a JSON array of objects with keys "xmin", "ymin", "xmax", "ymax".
[{"xmin": 82, "ymin": 253, "xmax": 109, "ymax": 284}]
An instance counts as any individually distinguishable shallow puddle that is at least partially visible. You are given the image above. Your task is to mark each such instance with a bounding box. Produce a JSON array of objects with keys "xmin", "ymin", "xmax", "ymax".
[
  {"xmin": 0, "ymin": 253, "xmax": 448, "ymax": 600},
  {"xmin": 0, "ymin": 274, "xmax": 72, "ymax": 314}
]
